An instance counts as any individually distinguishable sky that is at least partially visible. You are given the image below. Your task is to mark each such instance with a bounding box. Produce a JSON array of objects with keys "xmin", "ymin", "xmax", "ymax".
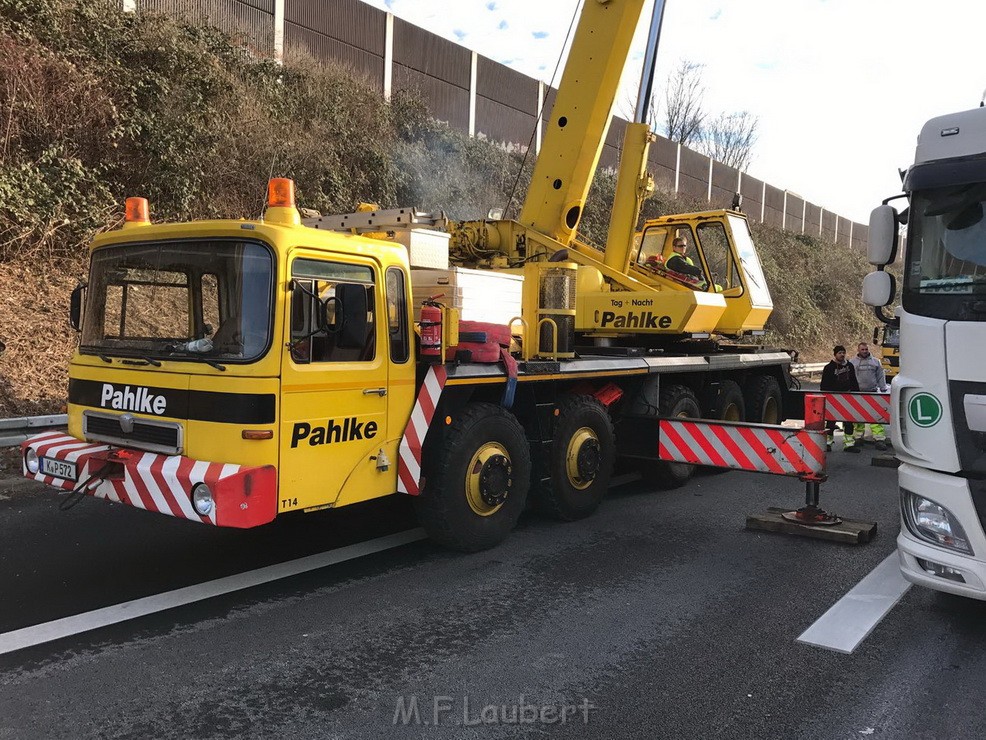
[{"xmin": 360, "ymin": 0, "xmax": 986, "ymax": 224}]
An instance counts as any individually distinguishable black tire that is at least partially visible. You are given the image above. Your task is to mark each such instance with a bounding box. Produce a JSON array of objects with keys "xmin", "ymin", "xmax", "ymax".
[
  {"xmin": 743, "ymin": 374, "xmax": 783, "ymax": 425},
  {"xmin": 639, "ymin": 384, "xmax": 701, "ymax": 489},
  {"xmin": 704, "ymin": 380, "xmax": 745, "ymax": 475},
  {"xmin": 413, "ymin": 402, "xmax": 531, "ymax": 552},
  {"xmin": 532, "ymin": 395, "xmax": 615, "ymax": 521},
  {"xmin": 713, "ymin": 379, "xmax": 746, "ymax": 422}
]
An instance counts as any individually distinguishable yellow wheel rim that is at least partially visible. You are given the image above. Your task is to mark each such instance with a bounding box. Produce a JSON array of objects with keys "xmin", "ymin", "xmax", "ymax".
[
  {"xmin": 565, "ymin": 427, "xmax": 600, "ymax": 490},
  {"xmin": 465, "ymin": 442, "xmax": 512, "ymax": 516}
]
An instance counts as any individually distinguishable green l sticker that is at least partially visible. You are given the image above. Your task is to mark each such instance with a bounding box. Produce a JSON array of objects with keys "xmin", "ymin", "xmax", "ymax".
[{"xmin": 908, "ymin": 393, "xmax": 942, "ymax": 428}]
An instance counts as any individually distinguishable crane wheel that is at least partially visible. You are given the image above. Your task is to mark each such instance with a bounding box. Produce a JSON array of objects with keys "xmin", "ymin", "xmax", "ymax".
[
  {"xmin": 532, "ymin": 395, "xmax": 615, "ymax": 521},
  {"xmin": 703, "ymin": 379, "xmax": 746, "ymax": 475},
  {"xmin": 743, "ymin": 375, "xmax": 783, "ymax": 425},
  {"xmin": 712, "ymin": 380, "xmax": 746, "ymax": 422},
  {"xmin": 638, "ymin": 384, "xmax": 701, "ymax": 489},
  {"xmin": 413, "ymin": 402, "xmax": 531, "ymax": 552}
]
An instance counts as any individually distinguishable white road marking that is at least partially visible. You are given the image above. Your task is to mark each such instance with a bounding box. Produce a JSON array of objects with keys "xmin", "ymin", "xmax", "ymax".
[
  {"xmin": 0, "ymin": 528, "xmax": 426, "ymax": 656},
  {"xmin": 797, "ymin": 552, "xmax": 912, "ymax": 654}
]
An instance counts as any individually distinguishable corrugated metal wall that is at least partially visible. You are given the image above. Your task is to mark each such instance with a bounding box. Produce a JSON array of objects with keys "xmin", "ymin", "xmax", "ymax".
[
  {"xmin": 711, "ymin": 161, "xmax": 739, "ymax": 210},
  {"xmin": 393, "ymin": 19, "xmax": 470, "ymax": 130},
  {"xmin": 285, "ymin": 0, "xmax": 385, "ymax": 90},
  {"xmin": 475, "ymin": 56, "xmax": 537, "ymax": 149},
  {"xmin": 677, "ymin": 147, "xmax": 710, "ymax": 201},
  {"xmin": 739, "ymin": 174, "xmax": 764, "ymax": 224},
  {"xmin": 648, "ymin": 137, "xmax": 677, "ymax": 194},
  {"xmin": 785, "ymin": 193, "xmax": 805, "ymax": 234},
  {"xmin": 763, "ymin": 184, "xmax": 785, "ymax": 229},
  {"xmin": 137, "ymin": 0, "xmax": 275, "ymax": 57}
]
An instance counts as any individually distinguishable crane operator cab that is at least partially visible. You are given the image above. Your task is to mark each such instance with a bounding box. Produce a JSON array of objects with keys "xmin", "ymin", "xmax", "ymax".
[{"xmin": 630, "ymin": 210, "xmax": 774, "ymax": 336}]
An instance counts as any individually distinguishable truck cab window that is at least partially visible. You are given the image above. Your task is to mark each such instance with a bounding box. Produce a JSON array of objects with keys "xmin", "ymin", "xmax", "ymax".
[
  {"xmin": 290, "ymin": 258, "xmax": 376, "ymax": 364},
  {"xmin": 386, "ymin": 267, "xmax": 410, "ymax": 363},
  {"xmin": 81, "ymin": 240, "xmax": 273, "ymax": 363},
  {"xmin": 200, "ymin": 273, "xmax": 220, "ymax": 336}
]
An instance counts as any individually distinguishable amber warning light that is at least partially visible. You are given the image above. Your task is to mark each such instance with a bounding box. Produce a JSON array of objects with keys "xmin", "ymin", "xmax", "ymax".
[
  {"xmin": 125, "ymin": 197, "xmax": 150, "ymax": 224},
  {"xmin": 267, "ymin": 178, "xmax": 295, "ymax": 208}
]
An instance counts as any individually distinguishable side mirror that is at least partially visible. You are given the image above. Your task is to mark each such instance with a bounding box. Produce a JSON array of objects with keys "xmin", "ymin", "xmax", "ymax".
[
  {"xmin": 868, "ymin": 205, "xmax": 899, "ymax": 266},
  {"xmin": 862, "ymin": 270, "xmax": 896, "ymax": 307},
  {"xmin": 335, "ymin": 284, "xmax": 368, "ymax": 349},
  {"xmin": 69, "ymin": 283, "xmax": 86, "ymax": 331}
]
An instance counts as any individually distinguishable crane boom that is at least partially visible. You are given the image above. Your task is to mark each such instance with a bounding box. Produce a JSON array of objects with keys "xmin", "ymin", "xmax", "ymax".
[{"xmin": 518, "ymin": 0, "xmax": 647, "ymax": 246}]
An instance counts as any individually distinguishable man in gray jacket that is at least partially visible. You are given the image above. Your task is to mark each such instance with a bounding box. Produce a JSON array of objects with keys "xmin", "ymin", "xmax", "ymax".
[{"xmin": 850, "ymin": 342, "xmax": 889, "ymax": 450}]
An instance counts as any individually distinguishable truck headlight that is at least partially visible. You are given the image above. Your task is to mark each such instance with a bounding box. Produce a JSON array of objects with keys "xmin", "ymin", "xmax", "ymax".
[
  {"xmin": 902, "ymin": 488, "xmax": 973, "ymax": 554},
  {"xmin": 24, "ymin": 448, "xmax": 39, "ymax": 474},
  {"xmin": 191, "ymin": 483, "xmax": 214, "ymax": 516}
]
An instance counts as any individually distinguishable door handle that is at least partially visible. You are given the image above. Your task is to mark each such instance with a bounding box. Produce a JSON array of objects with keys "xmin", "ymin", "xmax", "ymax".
[{"xmin": 363, "ymin": 388, "xmax": 387, "ymax": 396}]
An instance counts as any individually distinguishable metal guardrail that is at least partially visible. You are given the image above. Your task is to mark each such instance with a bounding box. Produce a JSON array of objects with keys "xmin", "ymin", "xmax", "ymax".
[
  {"xmin": 0, "ymin": 414, "xmax": 68, "ymax": 448},
  {"xmin": 790, "ymin": 363, "xmax": 826, "ymax": 377}
]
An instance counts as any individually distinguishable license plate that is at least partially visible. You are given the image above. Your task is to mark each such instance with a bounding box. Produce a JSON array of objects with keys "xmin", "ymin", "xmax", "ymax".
[{"xmin": 40, "ymin": 457, "xmax": 77, "ymax": 481}]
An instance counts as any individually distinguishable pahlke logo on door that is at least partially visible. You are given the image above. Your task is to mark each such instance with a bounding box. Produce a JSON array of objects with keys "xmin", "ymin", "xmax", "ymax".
[{"xmin": 291, "ymin": 418, "xmax": 378, "ymax": 448}]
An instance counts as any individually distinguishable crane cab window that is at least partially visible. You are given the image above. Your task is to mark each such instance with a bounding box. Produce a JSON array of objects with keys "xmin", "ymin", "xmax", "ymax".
[
  {"xmin": 696, "ymin": 221, "xmax": 741, "ymax": 294},
  {"xmin": 290, "ymin": 258, "xmax": 375, "ymax": 364},
  {"xmin": 636, "ymin": 227, "xmax": 669, "ymax": 271}
]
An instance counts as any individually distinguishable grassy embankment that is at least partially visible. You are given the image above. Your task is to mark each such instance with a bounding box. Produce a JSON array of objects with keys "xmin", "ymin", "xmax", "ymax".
[{"xmin": 0, "ymin": 0, "xmax": 874, "ymax": 414}]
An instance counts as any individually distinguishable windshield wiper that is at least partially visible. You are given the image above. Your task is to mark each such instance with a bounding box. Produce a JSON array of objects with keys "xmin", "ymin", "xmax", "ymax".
[
  {"xmin": 97, "ymin": 354, "xmax": 112, "ymax": 363},
  {"xmin": 204, "ymin": 360, "xmax": 227, "ymax": 371},
  {"xmin": 120, "ymin": 356, "xmax": 162, "ymax": 367},
  {"xmin": 739, "ymin": 256, "xmax": 764, "ymax": 290}
]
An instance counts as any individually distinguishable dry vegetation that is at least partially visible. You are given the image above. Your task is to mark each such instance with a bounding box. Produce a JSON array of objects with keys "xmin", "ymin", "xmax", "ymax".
[{"xmin": 0, "ymin": 0, "xmax": 874, "ymax": 415}]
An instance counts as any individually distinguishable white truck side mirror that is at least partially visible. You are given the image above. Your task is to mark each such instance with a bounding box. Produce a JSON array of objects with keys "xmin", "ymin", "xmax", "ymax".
[
  {"xmin": 868, "ymin": 205, "xmax": 898, "ymax": 266},
  {"xmin": 862, "ymin": 270, "xmax": 896, "ymax": 307}
]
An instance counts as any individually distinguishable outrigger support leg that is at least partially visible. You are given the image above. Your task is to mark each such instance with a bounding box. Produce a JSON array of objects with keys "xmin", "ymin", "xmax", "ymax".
[{"xmin": 782, "ymin": 472, "xmax": 841, "ymax": 526}]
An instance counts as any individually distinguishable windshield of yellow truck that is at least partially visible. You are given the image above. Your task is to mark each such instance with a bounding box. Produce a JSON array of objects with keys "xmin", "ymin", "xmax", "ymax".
[{"xmin": 80, "ymin": 239, "xmax": 274, "ymax": 363}]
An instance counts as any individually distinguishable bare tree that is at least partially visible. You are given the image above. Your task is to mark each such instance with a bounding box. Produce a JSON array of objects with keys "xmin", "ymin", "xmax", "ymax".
[
  {"xmin": 663, "ymin": 60, "xmax": 706, "ymax": 147},
  {"xmin": 699, "ymin": 111, "xmax": 759, "ymax": 172}
]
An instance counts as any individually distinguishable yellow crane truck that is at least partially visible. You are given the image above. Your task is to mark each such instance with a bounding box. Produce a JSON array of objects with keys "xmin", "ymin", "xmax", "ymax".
[
  {"xmin": 21, "ymin": 0, "xmax": 795, "ymax": 551},
  {"xmin": 872, "ymin": 324, "xmax": 900, "ymax": 380}
]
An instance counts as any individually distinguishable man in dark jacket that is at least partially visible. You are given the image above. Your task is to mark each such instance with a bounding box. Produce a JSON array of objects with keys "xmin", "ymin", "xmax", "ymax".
[
  {"xmin": 820, "ymin": 344, "xmax": 860, "ymax": 452},
  {"xmin": 665, "ymin": 236, "xmax": 706, "ymax": 285}
]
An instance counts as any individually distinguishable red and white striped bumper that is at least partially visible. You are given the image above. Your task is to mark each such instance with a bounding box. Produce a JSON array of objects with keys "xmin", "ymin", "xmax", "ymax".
[
  {"xmin": 659, "ymin": 419, "xmax": 826, "ymax": 477},
  {"xmin": 820, "ymin": 392, "xmax": 890, "ymax": 424},
  {"xmin": 21, "ymin": 432, "xmax": 277, "ymax": 528}
]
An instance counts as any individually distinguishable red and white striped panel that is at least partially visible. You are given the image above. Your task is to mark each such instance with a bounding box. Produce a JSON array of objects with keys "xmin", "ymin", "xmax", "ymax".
[
  {"xmin": 397, "ymin": 365, "xmax": 448, "ymax": 495},
  {"xmin": 21, "ymin": 431, "xmax": 276, "ymax": 528},
  {"xmin": 820, "ymin": 392, "xmax": 890, "ymax": 424},
  {"xmin": 659, "ymin": 419, "xmax": 826, "ymax": 477}
]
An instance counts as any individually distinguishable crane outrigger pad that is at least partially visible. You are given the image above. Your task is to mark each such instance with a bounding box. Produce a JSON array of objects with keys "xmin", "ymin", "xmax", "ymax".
[{"xmin": 747, "ymin": 508, "xmax": 877, "ymax": 545}]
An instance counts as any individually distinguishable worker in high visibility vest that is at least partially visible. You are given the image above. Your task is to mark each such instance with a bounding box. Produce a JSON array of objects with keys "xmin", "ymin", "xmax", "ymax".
[
  {"xmin": 666, "ymin": 237, "xmax": 705, "ymax": 280},
  {"xmin": 850, "ymin": 341, "xmax": 889, "ymax": 451}
]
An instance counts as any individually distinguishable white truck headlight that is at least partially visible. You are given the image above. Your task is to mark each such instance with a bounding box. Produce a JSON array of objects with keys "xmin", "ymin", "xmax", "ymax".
[
  {"xmin": 902, "ymin": 488, "xmax": 973, "ymax": 554},
  {"xmin": 191, "ymin": 483, "xmax": 214, "ymax": 516},
  {"xmin": 24, "ymin": 448, "xmax": 39, "ymax": 474}
]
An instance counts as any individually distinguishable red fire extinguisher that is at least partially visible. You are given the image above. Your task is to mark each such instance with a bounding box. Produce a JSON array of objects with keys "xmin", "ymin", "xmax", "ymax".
[{"xmin": 419, "ymin": 295, "xmax": 444, "ymax": 359}]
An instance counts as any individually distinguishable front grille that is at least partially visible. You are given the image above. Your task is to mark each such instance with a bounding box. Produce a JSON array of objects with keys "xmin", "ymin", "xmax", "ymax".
[{"xmin": 83, "ymin": 411, "xmax": 183, "ymax": 455}]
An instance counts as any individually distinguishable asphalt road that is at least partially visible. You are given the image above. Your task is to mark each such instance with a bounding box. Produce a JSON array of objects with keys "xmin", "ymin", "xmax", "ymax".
[{"xmin": 1, "ymin": 439, "xmax": 984, "ymax": 739}]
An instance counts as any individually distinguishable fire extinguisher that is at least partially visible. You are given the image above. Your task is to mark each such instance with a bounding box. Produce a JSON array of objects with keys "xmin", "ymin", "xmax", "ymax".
[{"xmin": 419, "ymin": 295, "xmax": 444, "ymax": 359}]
